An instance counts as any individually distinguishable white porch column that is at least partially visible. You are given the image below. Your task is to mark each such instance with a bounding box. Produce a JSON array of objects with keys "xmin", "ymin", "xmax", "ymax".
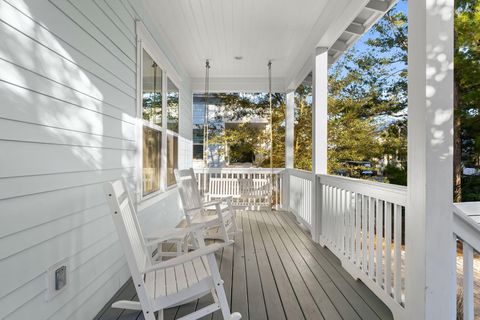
[
  {"xmin": 312, "ymin": 47, "xmax": 328, "ymax": 243},
  {"xmin": 406, "ymin": 0, "xmax": 455, "ymax": 319},
  {"xmin": 285, "ymin": 91, "xmax": 295, "ymax": 169},
  {"xmin": 283, "ymin": 91, "xmax": 295, "ymax": 210}
]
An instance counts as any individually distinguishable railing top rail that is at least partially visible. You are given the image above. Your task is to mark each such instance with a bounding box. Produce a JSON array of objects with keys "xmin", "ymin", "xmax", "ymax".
[
  {"xmin": 453, "ymin": 202, "xmax": 480, "ymax": 233},
  {"xmin": 287, "ymin": 168, "xmax": 314, "ymax": 180},
  {"xmin": 318, "ymin": 173, "xmax": 407, "ymax": 206},
  {"xmin": 453, "ymin": 202, "xmax": 480, "ymax": 252}
]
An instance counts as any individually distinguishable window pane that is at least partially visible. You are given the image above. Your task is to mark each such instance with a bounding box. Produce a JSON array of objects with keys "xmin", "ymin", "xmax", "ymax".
[
  {"xmin": 167, "ymin": 78, "xmax": 179, "ymax": 132},
  {"xmin": 193, "ymin": 144, "xmax": 203, "ymax": 159},
  {"xmin": 143, "ymin": 50, "xmax": 162, "ymax": 125},
  {"xmin": 143, "ymin": 126, "xmax": 161, "ymax": 196},
  {"xmin": 167, "ymin": 134, "xmax": 178, "ymax": 186}
]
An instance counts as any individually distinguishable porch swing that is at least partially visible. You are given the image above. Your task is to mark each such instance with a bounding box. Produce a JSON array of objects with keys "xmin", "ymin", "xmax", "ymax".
[{"xmin": 202, "ymin": 60, "xmax": 276, "ymax": 209}]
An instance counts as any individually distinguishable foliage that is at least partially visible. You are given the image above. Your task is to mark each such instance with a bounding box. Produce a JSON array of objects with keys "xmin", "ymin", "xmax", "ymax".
[
  {"xmin": 208, "ymin": 93, "xmax": 285, "ymax": 167},
  {"xmin": 455, "ymin": 0, "xmax": 480, "ymax": 200},
  {"xmin": 325, "ymin": 2, "xmax": 408, "ymax": 182},
  {"xmin": 462, "ymin": 176, "xmax": 480, "ymax": 201},
  {"xmin": 293, "ymin": 85, "xmax": 312, "ymax": 171},
  {"xmin": 204, "ymin": 0, "xmax": 480, "ymax": 198}
]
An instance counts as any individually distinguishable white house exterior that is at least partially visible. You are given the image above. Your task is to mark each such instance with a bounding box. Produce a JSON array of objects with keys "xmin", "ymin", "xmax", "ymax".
[{"xmin": 1, "ymin": 0, "xmax": 477, "ymax": 320}]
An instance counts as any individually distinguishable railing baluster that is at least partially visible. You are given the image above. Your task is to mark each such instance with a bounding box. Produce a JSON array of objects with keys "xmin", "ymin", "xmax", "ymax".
[
  {"xmin": 337, "ymin": 188, "xmax": 342, "ymax": 250},
  {"xmin": 369, "ymin": 197, "xmax": 375, "ymax": 279},
  {"xmin": 463, "ymin": 242, "xmax": 474, "ymax": 320},
  {"xmin": 362, "ymin": 195, "xmax": 368, "ymax": 272},
  {"xmin": 355, "ymin": 193, "xmax": 361, "ymax": 266},
  {"xmin": 376, "ymin": 200, "xmax": 384, "ymax": 285},
  {"xmin": 394, "ymin": 204, "xmax": 402, "ymax": 304},
  {"xmin": 385, "ymin": 202, "xmax": 392, "ymax": 296}
]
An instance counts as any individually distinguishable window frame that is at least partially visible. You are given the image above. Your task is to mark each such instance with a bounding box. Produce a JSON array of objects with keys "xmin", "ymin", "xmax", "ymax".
[{"xmin": 136, "ymin": 22, "xmax": 181, "ymax": 204}]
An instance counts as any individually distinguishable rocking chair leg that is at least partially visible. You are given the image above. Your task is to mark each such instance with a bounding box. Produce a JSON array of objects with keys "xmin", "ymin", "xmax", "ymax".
[
  {"xmin": 206, "ymin": 254, "xmax": 233, "ymax": 320},
  {"xmin": 221, "ymin": 223, "xmax": 230, "ymax": 242},
  {"xmin": 157, "ymin": 309, "xmax": 164, "ymax": 320}
]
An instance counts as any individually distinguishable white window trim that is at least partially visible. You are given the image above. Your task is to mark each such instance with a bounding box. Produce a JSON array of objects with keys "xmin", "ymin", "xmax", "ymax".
[{"xmin": 135, "ymin": 21, "xmax": 181, "ymax": 205}]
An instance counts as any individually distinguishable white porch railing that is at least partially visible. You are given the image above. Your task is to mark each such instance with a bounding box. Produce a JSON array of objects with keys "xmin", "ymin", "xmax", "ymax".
[
  {"xmin": 193, "ymin": 168, "xmax": 284, "ymax": 208},
  {"xmin": 317, "ymin": 174, "xmax": 407, "ymax": 319},
  {"xmin": 191, "ymin": 168, "xmax": 480, "ymax": 320},
  {"xmin": 284, "ymin": 168, "xmax": 313, "ymax": 229},
  {"xmin": 453, "ymin": 202, "xmax": 480, "ymax": 320}
]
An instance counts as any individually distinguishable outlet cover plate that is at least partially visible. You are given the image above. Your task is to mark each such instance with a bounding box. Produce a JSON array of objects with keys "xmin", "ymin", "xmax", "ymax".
[{"xmin": 45, "ymin": 258, "xmax": 69, "ymax": 301}]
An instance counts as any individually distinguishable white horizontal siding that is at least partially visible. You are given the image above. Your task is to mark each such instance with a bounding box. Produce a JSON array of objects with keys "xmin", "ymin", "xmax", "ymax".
[{"xmin": 0, "ymin": 0, "xmax": 192, "ymax": 319}]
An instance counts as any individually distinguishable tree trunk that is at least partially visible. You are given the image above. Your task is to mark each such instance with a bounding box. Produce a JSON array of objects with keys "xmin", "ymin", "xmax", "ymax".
[{"xmin": 453, "ymin": 80, "xmax": 462, "ymax": 202}]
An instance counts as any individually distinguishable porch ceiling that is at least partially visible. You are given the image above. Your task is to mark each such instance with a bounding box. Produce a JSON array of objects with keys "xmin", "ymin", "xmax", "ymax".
[{"xmin": 144, "ymin": 0, "xmax": 395, "ymax": 92}]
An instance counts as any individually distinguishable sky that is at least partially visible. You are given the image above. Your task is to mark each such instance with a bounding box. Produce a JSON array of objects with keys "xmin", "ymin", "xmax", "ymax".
[{"xmin": 347, "ymin": 0, "xmax": 407, "ymax": 59}]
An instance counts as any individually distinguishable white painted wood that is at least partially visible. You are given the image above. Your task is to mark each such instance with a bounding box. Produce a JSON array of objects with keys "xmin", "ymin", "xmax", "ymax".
[
  {"xmin": 406, "ymin": 0, "xmax": 456, "ymax": 318},
  {"xmin": 368, "ymin": 197, "xmax": 375, "ymax": 279},
  {"xmin": 0, "ymin": 1, "xmax": 193, "ymax": 319},
  {"xmin": 452, "ymin": 203, "xmax": 480, "ymax": 320},
  {"xmin": 393, "ymin": 204, "xmax": 402, "ymax": 304},
  {"xmin": 462, "ymin": 243, "xmax": 474, "ymax": 320},
  {"xmin": 2, "ymin": 0, "xmax": 135, "ymax": 83},
  {"xmin": 176, "ymin": 168, "xmax": 240, "ymax": 242},
  {"xmin": 318, "ymin": 173, "xmax": 407, "ymax": 318},
  {"xmin": 311, "ymin": 47, "xmax": 328, "ymax": 243},
  {"xmin": 104, "ymin": 180, "xmax": 239, "ymax": 320},
  {"xmin": 285, "ymin": 92, "xmax": 294, "ymax": 169},
  {"xmin": 376, "ymin": 200, "xmax": 383, "ymax": 286},
  {"xmin": 288, "ymin": 169, "xmax": 313, "ymax": 229},
  {"xmin": 385, "ymin": 202, "xmax": 392, "ymax": 296}
]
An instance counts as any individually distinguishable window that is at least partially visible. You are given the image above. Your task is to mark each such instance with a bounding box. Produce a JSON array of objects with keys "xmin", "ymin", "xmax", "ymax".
[
  {"xmin": 143, "ymin": 50, "xmax": 162, "ymax": 125},
  {"xmin": 167, "ymin": 134, "xmax": 178, "ymax": 186},
  {"xmin": 167, "ymin": 78, "xmax": 179, "ymax": 132},
  {"xmin": 143, "ymin": 126, "xmax": 161, "ymax": 195},
  {"xmin": 141, "ymin": 50, "xmax": 163, "ymax": 196},
  {"xmin": 138, "ymin": 43, "xmax": 181, "ymax": 199}
]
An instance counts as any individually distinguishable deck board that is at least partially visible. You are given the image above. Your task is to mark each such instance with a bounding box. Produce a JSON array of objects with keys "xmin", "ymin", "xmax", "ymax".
[{"xmin": 95, "ymin": 210, "xmax": 394, "ymax": 320}]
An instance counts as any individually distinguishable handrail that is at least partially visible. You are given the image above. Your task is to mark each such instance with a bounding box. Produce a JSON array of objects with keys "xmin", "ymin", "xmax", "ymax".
[
  {"xmin": 285, "ymin": 168, "xmax": 313, "ymax": 228},
  {"xmin": 317, "ymin": 173, "xmax": 408, "ymax": 318},
  {"xmin": 286, "ymin": 168, "xmax": 313, "ymax": 180},
  {"xmin": 318, "ymin": 174, "xmax": 407, "ymax": 206},
  {"xmin": 452, "ymin": 202, "xmax": 480, "ymax": 320}
]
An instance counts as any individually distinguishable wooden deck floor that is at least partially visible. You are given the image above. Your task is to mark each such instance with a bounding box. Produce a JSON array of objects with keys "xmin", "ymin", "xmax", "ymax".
[{"xmin": 94, "ymin": 210, "xmax": 393, "ymax": 320}]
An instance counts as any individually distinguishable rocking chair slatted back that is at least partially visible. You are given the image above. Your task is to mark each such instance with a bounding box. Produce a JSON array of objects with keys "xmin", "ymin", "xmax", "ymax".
[
  {"xmin": 105, "ymin": 180, "xmax": 149, "ymax": 274},
  {"xmin": 175, "ymin": 168, "xmax": 203, "ymax": 213}
]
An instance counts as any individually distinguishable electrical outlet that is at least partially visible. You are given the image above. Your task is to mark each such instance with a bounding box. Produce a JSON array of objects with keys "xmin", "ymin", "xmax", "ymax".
[
  {"xmin": 55, "ymin": 266, "xmax": 67, "ymax": 290},
  {"xmin": 45, "ymin": 258, "xmax": 69, "ymax": 301}
]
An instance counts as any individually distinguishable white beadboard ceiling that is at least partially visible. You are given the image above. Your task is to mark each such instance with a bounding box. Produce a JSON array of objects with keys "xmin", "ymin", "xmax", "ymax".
[{"xmin": 144, "ymin": 0, "xmax": 395, "ymax": 92}]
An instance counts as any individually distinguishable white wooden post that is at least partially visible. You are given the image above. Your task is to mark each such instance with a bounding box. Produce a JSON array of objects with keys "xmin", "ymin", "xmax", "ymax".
[
  {"xmin": 285, "ymin": 91, "xmax": 295, "ymax": 169},
  {"xmin": 312, "ymin": 47, "xmax": 328, "ymax": 243},
  {"xmin": 406, "ymin": 0, "xmax": 456, "ymax": 319},
  {"xmin": 160, "ymin": 69, "xmax": 168, "ymax": 191},
  {"xmin": 284, "ymin": 91, "xmax": 295, "ymax": 210}
]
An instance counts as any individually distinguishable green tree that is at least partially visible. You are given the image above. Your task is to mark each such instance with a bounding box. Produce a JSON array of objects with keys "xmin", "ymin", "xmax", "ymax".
[
  {"xmin": 454, "ymin": 0, "xmax": 480, "ymax": 201},
  {"xmin": 208, "ymin": 93, "xmax": 286, "ymax": 168},
  {"xmin": 294, "ymin": 84, "xmax": 313, "ymax": 171}
]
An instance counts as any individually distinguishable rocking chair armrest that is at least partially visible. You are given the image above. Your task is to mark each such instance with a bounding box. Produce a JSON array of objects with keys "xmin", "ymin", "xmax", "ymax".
[
  {"xmin": 202, "ymin": 197, "xmax": 233, "ymax": 208},
  {"xmin": 144, "ymin": 225, "xmax": 205, "ymax": 247},
  {"xmin": 143, "ymin": 241, "xmax": 234, "ymax": 273}
]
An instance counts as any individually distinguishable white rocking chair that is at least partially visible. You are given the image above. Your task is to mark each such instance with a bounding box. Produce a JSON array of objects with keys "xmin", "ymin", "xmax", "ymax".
[
  {"xmin": 174, "ymin": 168, "xmax": 240, "ymax": 242},
  {"xmin": 104, "ymin": 180, "xmax": 241, "ymax": 320}
]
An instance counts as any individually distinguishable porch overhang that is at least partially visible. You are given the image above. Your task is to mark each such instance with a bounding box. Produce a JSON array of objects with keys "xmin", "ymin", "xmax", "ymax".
[{"xmin": 144, "ymin": 0, "xmax": 397, "ymax": 93}]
